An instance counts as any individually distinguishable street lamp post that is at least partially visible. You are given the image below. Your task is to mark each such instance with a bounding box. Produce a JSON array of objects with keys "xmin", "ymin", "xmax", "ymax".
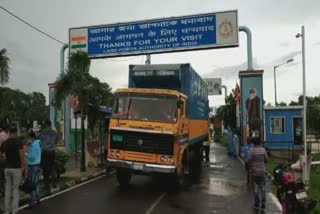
[
  {"xmin": 296, "ymin": 26, "xmax": 308, "ymax": 185},
  {"xmin": 145, "ymin": 54, "xmax": 151, "ymax": 64},
  {"xmin": 274, "ymin": 59, "xmax": 294, "ymax": 106},
  {"xmin": 221, "ymin": 85, "xmax": 228, "ymax": 99}
]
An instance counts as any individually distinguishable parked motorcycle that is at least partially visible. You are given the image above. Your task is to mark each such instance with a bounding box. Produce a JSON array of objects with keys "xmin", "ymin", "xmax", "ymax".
[{"xmin": 273, "ymin": 164, "xmax": 317, "ymax": 214}]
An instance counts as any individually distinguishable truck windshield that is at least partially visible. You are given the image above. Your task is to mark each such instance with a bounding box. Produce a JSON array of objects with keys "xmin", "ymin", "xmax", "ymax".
[{"xmin": 112, "ymin": 94, "xmax": 178, "ymax": 123}]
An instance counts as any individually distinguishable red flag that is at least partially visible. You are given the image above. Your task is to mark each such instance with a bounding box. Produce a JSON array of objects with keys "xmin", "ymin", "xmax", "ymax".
[
  {"xmin": 236, "ymin": 82, "xmax": 240, "ymax": 128},
  {"xmin": 70, "ymin": 96, "xmax": 80, "ymax": 111}
]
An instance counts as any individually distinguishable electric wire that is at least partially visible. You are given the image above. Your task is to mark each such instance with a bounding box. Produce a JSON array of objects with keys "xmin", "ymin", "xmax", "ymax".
[{"xmin": 0, "ymin": 4, "xmax": 65, "ymax": 45}]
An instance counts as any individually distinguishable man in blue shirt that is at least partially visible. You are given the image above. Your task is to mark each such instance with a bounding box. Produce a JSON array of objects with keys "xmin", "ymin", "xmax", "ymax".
[
  {"xmin": 242, "ymin": 137, "xmax": 255, "ymax": 184},
  {"xmin": 26, "ymin": 131, "xmax": 41, "ymax": 208},
  {"xmin": 233, "ymin": 133, "xmax": 240, "ymax": 157},
  {"xmin": 226, "ymin": 128, "xmax": 233, "ymax": 156}
]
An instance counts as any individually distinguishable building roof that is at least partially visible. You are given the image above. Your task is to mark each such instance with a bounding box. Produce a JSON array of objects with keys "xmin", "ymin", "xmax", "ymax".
[
  {"xmin": 264, "ymin": 105, "xmax": 303, "ymax": 110},
  {"xmin": 130, "ymin": 64, "xmax": 187, "ymax": 71}
]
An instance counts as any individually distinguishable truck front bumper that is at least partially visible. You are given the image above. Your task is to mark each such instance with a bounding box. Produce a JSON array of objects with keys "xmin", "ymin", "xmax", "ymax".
[{"xmin": 107, "ymin": 158, "xmax": 176, "ymax": 174}]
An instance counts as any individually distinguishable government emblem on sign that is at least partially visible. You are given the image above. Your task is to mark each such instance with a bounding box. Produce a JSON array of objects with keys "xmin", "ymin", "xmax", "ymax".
[
  {"xmin": 219, "ymin": 21, "xmax": 233, "ymax": 38},
  {"xmin": 137, "ymin": 139, "xmax": 143, "ymax": 146}
]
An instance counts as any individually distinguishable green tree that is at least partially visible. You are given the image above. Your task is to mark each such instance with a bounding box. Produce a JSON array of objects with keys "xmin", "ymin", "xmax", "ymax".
[
  {"xmin": 289, "ymin": 95, "xmax": 320, "ymax": 137},
  {"xmin": 0, "ymin": 87, "xmax": 48, "ymax": 128},
  {"xmin": 278, "ymin": 102, "xmax": 287, "ymax": 107},
  {"xmin": 289, "ymin": 100, "xmax": 299, "ymax": 106},
  {"xmin": 0, "ymin": 49, "xmax": 10, "ymax": 85},
  {"xmin": 25, "ymin": 92, "xmax": 49, "ymax": 127},
  {"xmin": 55, "ymin": 51, "xmax": 91, "ymax": 172},
  {"xmin": 306, "ymin": 96, "xmax": 320, "ymax": 137},
  {"xmin": 86, "ymin": 76, "xmax": 113, "ymax": 136},
  {"xmin": 55, "ymin": 51, "xmax": 113, "ymax": 172},
  {"xmin": 216, "ymin": 89, "xmax": 237, "ymax": 130}
]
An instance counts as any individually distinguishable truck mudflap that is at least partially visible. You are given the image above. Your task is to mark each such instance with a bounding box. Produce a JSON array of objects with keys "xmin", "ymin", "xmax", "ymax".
[{"xmin": 107, "ymin": 158, "xmax": 176, "ymax": 174}]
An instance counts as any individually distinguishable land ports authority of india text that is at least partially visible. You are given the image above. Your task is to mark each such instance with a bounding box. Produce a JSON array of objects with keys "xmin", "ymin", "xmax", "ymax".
[{"xmin": 87, "ymin": 16, "xmax": 216, "ymax": 54}]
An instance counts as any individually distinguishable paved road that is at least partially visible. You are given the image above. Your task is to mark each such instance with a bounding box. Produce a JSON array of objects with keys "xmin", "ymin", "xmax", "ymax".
[{"xmin": 20, "ymin": 143, "xmax": 281, "ymax": 214}]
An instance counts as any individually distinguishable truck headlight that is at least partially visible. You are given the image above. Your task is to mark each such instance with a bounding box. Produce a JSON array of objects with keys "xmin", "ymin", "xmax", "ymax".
[
  {"xmin": 168, "ymin": 156, "xmax": 174, "ymax": 164},
  {"xmin": 116, "ymin": 151, "xmax": 121, "ymax": 158},
  {"xmin": 160, "ymin": 156, "xmax": 166, "ymax": 162},
  {"xmin": 111, "ymin": 150, "xmax": 115, "ymax": 156}
]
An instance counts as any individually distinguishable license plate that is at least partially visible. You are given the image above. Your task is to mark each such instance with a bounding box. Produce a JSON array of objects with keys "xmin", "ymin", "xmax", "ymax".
[
  {"xmin": 132, "ymin": 163, "xmax": 143, "ymax": 170},
  {"xmin": 296, "ymin": 192, "xmax": 307, "ymax": 200}
]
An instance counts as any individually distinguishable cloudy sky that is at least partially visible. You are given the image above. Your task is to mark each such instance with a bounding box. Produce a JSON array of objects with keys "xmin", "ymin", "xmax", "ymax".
[{"xmin": 0, "ymin": 0, "xmax": 319, "ymax": 108}]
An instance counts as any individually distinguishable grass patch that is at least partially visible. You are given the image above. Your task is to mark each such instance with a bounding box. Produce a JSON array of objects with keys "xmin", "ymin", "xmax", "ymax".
[
  {"xmin": 266, "ymin": 158, "xmax": 288, "ymax": 175},
  {"xmin": 308, "ymin": 167, "xmax": 320, "ymax": 214},
  {"xmin": 214, "ymin": 135, "xmax": 227, "ymax": 147},
  {"xmin": 266, "ymin": 158, "xmax": 288, "ymax": 195},
  {"xmin": 313, "ymin": 153, "xmax": 320, "ymax": 162},
  {"xmin": 310, "ymin": 152, "xmax": 320, "ymax": 214}
]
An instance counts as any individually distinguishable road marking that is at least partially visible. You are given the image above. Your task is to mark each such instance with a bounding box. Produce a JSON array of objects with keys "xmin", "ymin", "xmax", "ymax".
[
  {"xmin": 144, "ymin": 192, "xmax": 166, "ymax": 214},
  {"xmin": 237, "ymin": 156, "xmax": 245, "ymax": 165},
  {"xmin": 18, "ymin": 174, "xmax": 107, "ymax": 211}
]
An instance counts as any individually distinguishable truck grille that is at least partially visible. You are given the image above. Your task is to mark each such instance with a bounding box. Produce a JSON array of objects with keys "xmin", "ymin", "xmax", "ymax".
[{"xmin": 110, "ymin": 129, "xmax": 174, "ymax": 155}]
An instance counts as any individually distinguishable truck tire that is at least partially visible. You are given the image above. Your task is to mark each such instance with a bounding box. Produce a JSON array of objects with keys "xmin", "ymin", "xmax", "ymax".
[
  {"xmin": 174, "ymin": 153, "xmax": 189, "ymax": 189},
  {"xmin": 116, "ymin": 168, "xmax": 132, "ymax": 188},
  {"xmin": 199, "ymin": 146, "xmax": 204, "ymax": 164},
  {"xmin": 193, "ymin": 146, "xmax": 202, "ymax": 175},
  {"xmin": 175, "ymin": 164, "xmax": 187, "ymax": 188}
]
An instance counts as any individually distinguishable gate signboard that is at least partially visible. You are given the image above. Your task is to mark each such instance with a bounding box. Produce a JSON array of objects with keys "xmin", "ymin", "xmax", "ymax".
[{"xmin": 69, "ymin": 10, "xmax": 238, "ymax": 58}]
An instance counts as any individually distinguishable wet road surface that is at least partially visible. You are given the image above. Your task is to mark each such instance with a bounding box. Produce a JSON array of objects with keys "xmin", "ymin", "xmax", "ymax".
[{"xmin": 20, "ymin": 143, "xmax": 281, "ymax": 214}]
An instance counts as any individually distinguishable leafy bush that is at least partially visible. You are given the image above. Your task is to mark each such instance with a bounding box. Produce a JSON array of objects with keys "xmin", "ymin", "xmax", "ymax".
[
  {"xmin": 214, "ymin": 135, "xmax": 221, "ymax": 142},
  {"xmin": 214, "ymin": 135, "xmax": 227, "ymax": 147},
  {"xmin": 55, "ymin": 149, "xmax": 70, "ymax": 177},
  {"xmin": 313, "ymin": 153, "xmax": 320, "ymax": 162}
]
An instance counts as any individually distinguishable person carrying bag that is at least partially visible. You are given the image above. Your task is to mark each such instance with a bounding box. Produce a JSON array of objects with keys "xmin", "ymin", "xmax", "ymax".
[
  {"xmin": 0, "ymin": 126, "xmax": 27, "ymax": 214},
  {"xmin": 25, "ymin": 131, "xmax": 41, "ymax": 209}
]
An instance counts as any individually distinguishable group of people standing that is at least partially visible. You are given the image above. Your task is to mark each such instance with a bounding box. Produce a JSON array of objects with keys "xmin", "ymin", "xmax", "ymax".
[
  {"xmin": 225, "ymin": 128, "xmax": 240, "ymax": 157},
  {"xmin": 0, "ymin": 121, "xmax": 58, "ymax": 214}
]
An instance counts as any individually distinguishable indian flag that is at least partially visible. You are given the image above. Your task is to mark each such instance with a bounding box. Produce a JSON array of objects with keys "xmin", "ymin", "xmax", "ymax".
[
  {"xmin": 69, "ymin": 28, "xmax": 88, "ymax": 53},
  {"xmin": 71, "ymin": 36, "xmax": 87, "ymax": 49}
]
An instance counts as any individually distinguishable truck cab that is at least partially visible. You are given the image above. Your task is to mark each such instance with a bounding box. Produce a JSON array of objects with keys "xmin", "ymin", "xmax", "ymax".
[{"xmin": 108, "ymin": 64, "xmax": 209, "ymax": 187}]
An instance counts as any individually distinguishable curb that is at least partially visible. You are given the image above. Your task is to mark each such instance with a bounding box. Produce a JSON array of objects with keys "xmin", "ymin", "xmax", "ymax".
[
  {"xmin": 51, "ymin": 169, "xmax": 109, "ymax": 192},
  {"xmin": 14, "ymin": 169, "xmax": 115, "ymax": 212},
  {"xmin": 51, "ymin": 169, "xmax": 108, "ymax": 193}
]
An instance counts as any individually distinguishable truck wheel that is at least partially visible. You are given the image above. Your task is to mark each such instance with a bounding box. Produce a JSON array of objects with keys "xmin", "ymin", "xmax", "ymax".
[
  {"xmin": 116, "ymin": 169, "xmax": 132, "ymax": 188},
  {"xmin": 174, "ymin": 154, "xmax": 189, "ymax": 189},
  {"xmin": 188, "ymin": 147, "xmax": 201, "ymax": 177},
  {"xmin": 194, "ymin": 146, "xmax": 202, "ymax": 175},
  {"xmin": 176, "ymin": 165, "xmax": 187, "ymax": 188},
  {"xmin": 199, "ymin": 146, "xmax": 204, "ymax": 164}
]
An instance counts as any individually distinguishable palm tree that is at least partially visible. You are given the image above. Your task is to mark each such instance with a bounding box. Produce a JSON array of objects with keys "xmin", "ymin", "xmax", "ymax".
[
  {"xmin": 0, "ymin": 49, "xmax": 10, "ymax": 85},
  {"xmin": 55, "ymin": 51, "xmax": 92, "ymax": 172}
]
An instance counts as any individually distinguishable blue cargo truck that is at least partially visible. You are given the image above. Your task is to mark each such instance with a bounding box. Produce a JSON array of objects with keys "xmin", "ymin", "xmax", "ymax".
[{"xmin": 108, "ymin": 63, "xmax": 210, "ymax": 186}]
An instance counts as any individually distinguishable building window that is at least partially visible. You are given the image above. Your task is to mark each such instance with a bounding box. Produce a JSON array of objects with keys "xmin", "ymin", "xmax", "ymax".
[{"xmin": 270, "ymin": 117, "xmax": 285, "ymax": 134}]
